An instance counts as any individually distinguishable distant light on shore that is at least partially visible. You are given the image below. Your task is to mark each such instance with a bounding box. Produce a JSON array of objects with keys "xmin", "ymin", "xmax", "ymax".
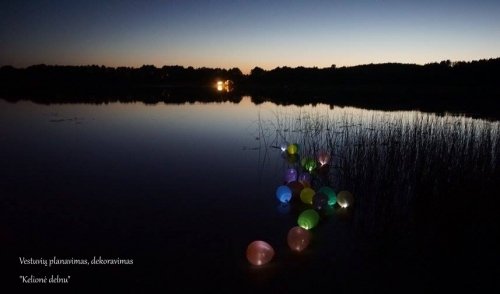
[
  {"xmin": 216, "ymin": 81, "xmax": 224, "ymax": 91},
  {"xmin": 216, "ymin": 80, "xmax": 233, "ymax": 92}
]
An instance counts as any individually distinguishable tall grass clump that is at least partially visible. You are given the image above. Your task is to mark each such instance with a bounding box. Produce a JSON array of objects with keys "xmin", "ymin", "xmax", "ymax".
[{"xmin": 262, "ymin": 106, "xmax": 500, "ymax": 235}]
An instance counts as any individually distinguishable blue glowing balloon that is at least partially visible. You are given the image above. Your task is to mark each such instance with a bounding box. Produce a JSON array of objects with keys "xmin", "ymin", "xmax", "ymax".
[
  {"xmin": 276, "ymin": 185, "xmax": 292, "ymax": 203},
  {"xmin": 284, "ymin": 168, "xmax": 298, "ymax": 183}
]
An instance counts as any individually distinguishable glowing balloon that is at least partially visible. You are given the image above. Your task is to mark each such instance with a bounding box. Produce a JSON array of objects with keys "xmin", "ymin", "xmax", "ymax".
[
  {"xmin": 297, "ymin": 209, "xmax": 320, "ymax": 230},
  {"xmin": 300, "ymin": 157, "xmax": 308, "ymax": 168},
  {"xmin": 298, "ymin": 172, "xmax": 311, "ymax": 186},
  {"xmin": 300, "ymin": 187, "xmax": 315, "ymax": 204},
  {"xmin": 287, "ymin": 181, "xmax": 304, "ymax": 200},
  {"xmin": 287, "ymin": 226, "xmax": 312, "ymax": 252},
  {"xmin": 287, "ymin": 144, "xmax": 298, "ymax": 155},
  {"xmin": 319, "ymin": 186, "xmax": 337, "ymax": 206},
  {"xmin": 246, "ymin": 241, "xmax": 275, "ymax": 266},
  {"xmin": 276, "ymin": 185, "xmax": 292, "ymax": 203},
  {"xmin": 337, "ymin": 190, "xmax": 354, "ymax": 208},
  {"xmin": 304, "ymin": 159, "xmax": 317, "ymax": 172},
  {"xmin": 317, "ymin": 151, "xmax": 331, "ymax": 166},
  {"xmin": 312, "ymin": 192, "xmax": 329, "ymax": 210},
  {"xmin": 284, "ymin": 168, "xmax": 298, "ymax": 183},
  {"xmin": 280, "ymin": 143, "xmax": 287, "ymax": 152}
]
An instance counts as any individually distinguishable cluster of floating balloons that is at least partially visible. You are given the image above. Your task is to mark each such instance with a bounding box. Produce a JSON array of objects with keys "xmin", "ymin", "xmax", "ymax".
[{"xmin": 246, "ymin": 143, "xmax": 355, "ymax": 266}]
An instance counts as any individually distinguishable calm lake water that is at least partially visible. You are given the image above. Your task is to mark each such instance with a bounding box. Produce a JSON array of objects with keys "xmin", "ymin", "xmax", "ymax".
[{"xmin": 1, "ymin": 97, "xmax": 499, "ymax": 292}]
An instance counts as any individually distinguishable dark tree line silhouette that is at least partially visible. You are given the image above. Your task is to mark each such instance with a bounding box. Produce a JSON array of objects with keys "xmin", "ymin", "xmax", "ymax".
[
  {"xmin": 249, "ymin": 58, "xmax": 500, "ymax": 87},
  {"xmin": 0, "ymin": 64, "xmax": 245, "ymax": 88},
  {"xmin": 1, "ymin": 58, "xmax": 499, "ymax": 119},
  {"xmin": 1, "ymin": 58, "xmax": 499, "ymax": 88}
]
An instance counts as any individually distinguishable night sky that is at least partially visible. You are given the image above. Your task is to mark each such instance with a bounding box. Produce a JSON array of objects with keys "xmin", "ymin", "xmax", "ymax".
[{"xmin": 1, "ymin": 0, "xmax": 499, "ymax": 73}]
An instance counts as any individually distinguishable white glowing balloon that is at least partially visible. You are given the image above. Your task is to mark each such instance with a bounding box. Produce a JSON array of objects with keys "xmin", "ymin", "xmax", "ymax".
[{"xmin": 337, "ymin": 191, "xmax": 354, "ymax": 208}]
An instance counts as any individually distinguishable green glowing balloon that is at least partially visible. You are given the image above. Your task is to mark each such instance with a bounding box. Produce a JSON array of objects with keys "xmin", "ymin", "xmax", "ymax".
[
  {"xmin": 300, "ymin": 157, "xmax": 308, "ymax": 168},
  {"xmin": 304, "ymin": 159, "xmax": 317, "ymax": 172},
  {"xmin": 287, "ymin": 144, "xmax": 298, "ymax": 155},
  {"xmin": 300, "ymin": 187, "xmax": 315, "ymax": 205},
  {"xmin": 297, "ymin": 209, "xmax": 320, "ymax": 230},
  {"xmin": 319, "ymin": 186, "xmax": 337, "ymax": 206}
]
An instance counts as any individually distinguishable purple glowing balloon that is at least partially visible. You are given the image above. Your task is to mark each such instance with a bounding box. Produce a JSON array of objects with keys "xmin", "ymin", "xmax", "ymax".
[
  {"xmin": 284, "ymin": 168, "xmax": 298, "ymax": 183},
  {"xmin": 298, "ymin": 172, "xmax": 311, "ymax": 187}
]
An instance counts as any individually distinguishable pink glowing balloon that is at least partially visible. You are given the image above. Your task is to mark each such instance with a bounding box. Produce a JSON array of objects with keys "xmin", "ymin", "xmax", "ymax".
[
  {"xmin": 246, "ymin": 240, "xmax": 275, "ymax": 266},
  {"xmin": 318, "ymin": 151, "xmax": 331, "ymax": 166},
  {"xmin": 287, "ymin": 226, "xmax": 312, "ymax": 252}
]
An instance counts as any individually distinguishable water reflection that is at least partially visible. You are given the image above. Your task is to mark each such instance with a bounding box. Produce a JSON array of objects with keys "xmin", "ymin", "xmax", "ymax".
[{"xmin": 1, "ymin": 98, "xmax": 498, "ymax": 291}]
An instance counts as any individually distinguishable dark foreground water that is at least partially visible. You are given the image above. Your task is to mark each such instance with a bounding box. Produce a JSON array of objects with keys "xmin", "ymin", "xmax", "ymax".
[{"xmin": 1, "ymin": 97, "xmax": 499, "ymax": 292}]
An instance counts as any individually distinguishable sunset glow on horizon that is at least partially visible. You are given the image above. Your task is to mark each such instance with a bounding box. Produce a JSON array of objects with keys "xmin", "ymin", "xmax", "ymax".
[{"xmin": 1, "ymin": 0, "xmax": 500, "ymax": 74}]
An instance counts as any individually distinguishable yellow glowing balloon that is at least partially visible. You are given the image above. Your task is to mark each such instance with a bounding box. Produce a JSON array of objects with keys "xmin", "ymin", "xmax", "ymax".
[
  {"xmin": 287, "ymin": 144, "xmax": 298, "ymax": 155},
  {"xmin": 300, "ymin": 187, "xmax": 315, "ymax": 205}
]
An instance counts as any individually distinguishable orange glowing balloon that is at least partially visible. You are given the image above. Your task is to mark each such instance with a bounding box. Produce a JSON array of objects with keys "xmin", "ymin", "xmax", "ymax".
[
  {"xmin": 246, "ymin": 240, "xmax": 275, "ymax": 266},
  {"xmin": 287, "ymin": 226, "xmax": 312, "ymax": 252}
]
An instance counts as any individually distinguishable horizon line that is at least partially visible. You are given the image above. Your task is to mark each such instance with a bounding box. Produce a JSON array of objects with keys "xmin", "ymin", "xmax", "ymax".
[{"xmin": 2, "ymin": 56, "xmax": 499, "ymax": 74}]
